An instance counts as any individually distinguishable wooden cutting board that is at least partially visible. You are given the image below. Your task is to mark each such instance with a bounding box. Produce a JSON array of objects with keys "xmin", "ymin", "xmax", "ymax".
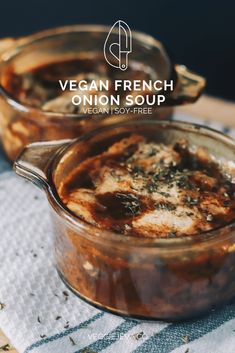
[{"xmin": 1, "ymin": 94, "xmax": 235, "ymax": 353}]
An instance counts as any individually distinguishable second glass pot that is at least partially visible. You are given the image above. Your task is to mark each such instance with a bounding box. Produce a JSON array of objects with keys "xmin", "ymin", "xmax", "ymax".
[{"xmin": 0, "ymin": 25, "xmax": 205, "ymax": 161}]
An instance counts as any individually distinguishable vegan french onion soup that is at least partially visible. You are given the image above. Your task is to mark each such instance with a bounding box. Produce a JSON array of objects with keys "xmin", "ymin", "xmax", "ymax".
[
  {"xmin": 50, "ymin": 123, "xmax": 235, "ymax": 320},
  {"xmin": 59, "ymin": 134, "xmax": 235, "ymax": 238},
  {"xmin": 14, "ymin": 120, "xmax": 235, "ymax": 319}
]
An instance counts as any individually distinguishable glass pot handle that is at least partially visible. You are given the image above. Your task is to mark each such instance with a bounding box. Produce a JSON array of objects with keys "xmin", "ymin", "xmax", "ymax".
[
  {"xmin": 0, "ymin": 37, "xmax": 16, "ymax": 59},
  {"xmin": 14, "ymin": 140, "xmax": 72, "ymax": 190},
  {"xmin": 168, "ymin": 64, "xmax": 206, "ymax": 105}
]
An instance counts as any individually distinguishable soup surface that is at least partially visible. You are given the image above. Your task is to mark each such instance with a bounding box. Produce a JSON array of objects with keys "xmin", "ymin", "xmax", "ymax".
[{"xmin": 59, "ymin": 134, "xmax": 235, "ymax": 238}]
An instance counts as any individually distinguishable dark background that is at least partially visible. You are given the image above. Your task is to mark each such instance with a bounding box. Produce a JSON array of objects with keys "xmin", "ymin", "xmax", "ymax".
[{"xmin": 0, "ymin": 0, "xmax": 234, "ymax": 100}]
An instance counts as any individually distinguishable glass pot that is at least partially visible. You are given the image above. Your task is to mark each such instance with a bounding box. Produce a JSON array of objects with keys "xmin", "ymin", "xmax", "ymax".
[
  {"xmin": 0, "ymin": 25, "xmax": 205, "ymax": 161},
  {"xmin": 14, "ymin": 119, "xmax": 235, "ymax": 321}
]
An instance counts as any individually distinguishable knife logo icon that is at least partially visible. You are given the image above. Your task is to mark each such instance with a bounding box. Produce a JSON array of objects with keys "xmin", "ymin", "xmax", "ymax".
[{"xmin": 104, "ymin": 20, "xmax": 132, "ymax": 71}]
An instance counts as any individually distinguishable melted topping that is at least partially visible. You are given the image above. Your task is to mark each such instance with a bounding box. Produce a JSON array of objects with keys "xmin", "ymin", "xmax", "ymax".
[{"xmin": 58, "ymin": 135, "xmax": 235, "ymax": 238}]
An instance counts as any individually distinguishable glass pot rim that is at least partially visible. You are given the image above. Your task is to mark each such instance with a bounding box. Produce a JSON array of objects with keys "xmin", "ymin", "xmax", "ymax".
[
  {"xmin": 15, "ymin": 119, "xmax": 235, "ymax": 249},
  {"xmin": 0, "ymin": 24, "xmax": 172, "ymax": 120}
]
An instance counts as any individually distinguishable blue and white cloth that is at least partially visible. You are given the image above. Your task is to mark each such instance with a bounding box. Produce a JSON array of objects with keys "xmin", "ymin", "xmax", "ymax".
[{"xmin": 0, "ymin": 113, "xmax": 235, "ymax": 353}]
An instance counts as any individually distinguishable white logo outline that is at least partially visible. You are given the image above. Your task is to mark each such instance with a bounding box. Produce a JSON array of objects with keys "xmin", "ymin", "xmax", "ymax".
[{"xmin": 104, "ymin": 20, "xmax": 132, "ymax": 71}]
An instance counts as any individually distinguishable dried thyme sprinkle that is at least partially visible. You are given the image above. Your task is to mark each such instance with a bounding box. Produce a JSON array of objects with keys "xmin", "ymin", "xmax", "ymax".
[
  {"xmin": 131, "ymin": 166, "xmax": 144, "ymax": 177},
  {"xmin": 168, "ymin": 231, "xmax": 177, "ymax": 238},
  {"xmin": 69, "ymin": 336, "xmax": 76, "ymax": 346},
  {"xmin": 158, "ymin": 191, "xmax": 170, "ymax": 198},
  {"xmin": 0, "ymin": 303, "xmax": 5, "ymax": 310},
  {"xmin": 132, "ymin": 331, "xmax": 144, "ymax": 340},
  {"xmin": 55, "ymin": 316, "xmax": 62, "ymax": 320},
  {"xmin": 155, "ymin": 202, "xmax": 176, "ymax": 211},
  {"xmin": 147, "ymin": 147, "xmax": 156, "ymax": 157},
  {"xmin": 185, "ymin": 196, "xmax": 198, "ymax": 206},
  {"xmin": 186, "ymin": 212, "xmax": 194, "ymax": 217},
  {"xmin": 116, "ymin": 193, "xmax": 141, "ymax": 216},
  {"xmin": 182, "ymin": 335, "xmax": 189, "ymax": 344},
  {"xmin": 146, "ymin": 182, "xmax": 157, "ymax": 193},
  {"xmin": 64, "ymin": 321, "xmax": 70, "ymax": 329},
  {"xmin": 177, "ymin": 175, "xmax": 192, "ymax": 189},
  {"xmin": 224, "ymin": 200, "xmax": 230, "ymax": 207},
  {"xmin": 40, "ymin": 334, "xmax": 46, "ymax": 339},
  {"xmin": 153, "ymin": 168, "xmax": 176, "ymax": 182},
  {"xmin": 184, "ymin": 349, "xmax": 189, "ymax": 353},
  {"xmin": 37, "ymin": 316, "xmax": 41, "ymax": 323},
  {"xmin": 63, "ymin": 291, "xmax": 69, "ymax": 301},
  {"xmin": 167, "ymin": 204, "xmax": 176, "ymax": 211},
  {"xmin": 0, "ymin": 344, "xmax": 10, "ymax": 351}
]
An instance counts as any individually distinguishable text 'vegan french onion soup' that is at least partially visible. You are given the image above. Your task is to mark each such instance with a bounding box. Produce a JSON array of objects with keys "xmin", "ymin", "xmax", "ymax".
[{"xmin": 59, "ymin": 134, "xmax": 235, "ymax": 238}]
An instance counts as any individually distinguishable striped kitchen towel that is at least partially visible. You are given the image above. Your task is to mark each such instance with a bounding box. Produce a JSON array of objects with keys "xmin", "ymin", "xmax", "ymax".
[{"xmin": 0, "ymin": 114, "xmax": 235, "ymax": 353}]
